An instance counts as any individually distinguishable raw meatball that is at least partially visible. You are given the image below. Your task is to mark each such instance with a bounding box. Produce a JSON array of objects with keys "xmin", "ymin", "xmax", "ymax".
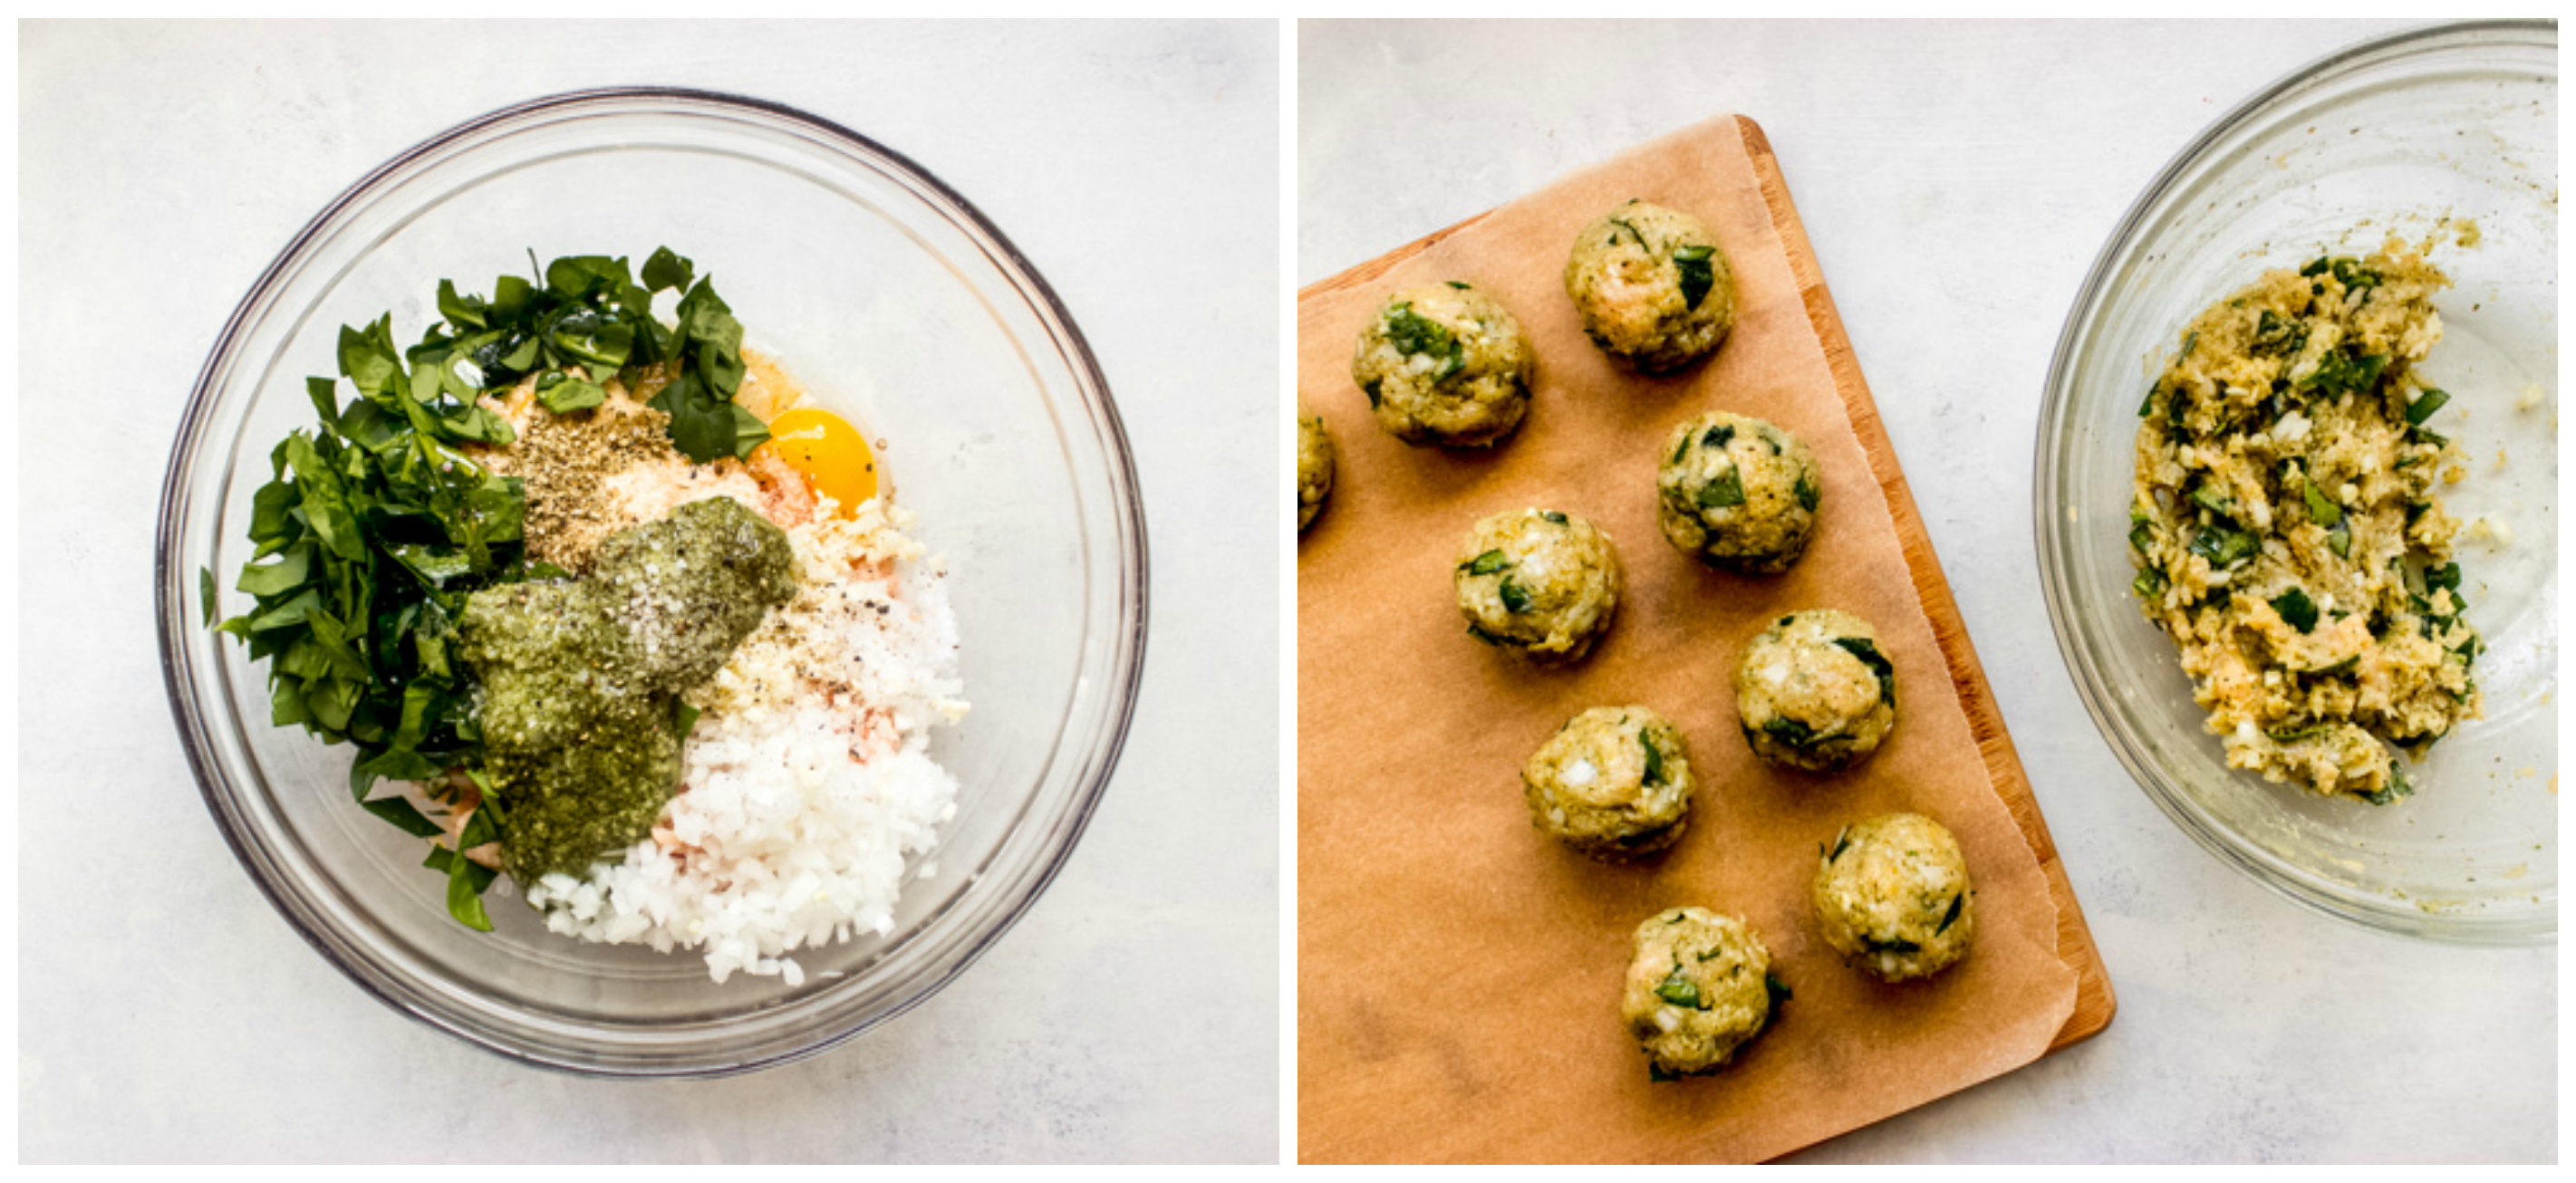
[
  {"xmin": 1813, "ymin": 813, "xmax": 1974, "ymax": 982},
  {"xmin": 1619, "ymin": 907, "xmax": 1780, "ymax": 1080},
  {"xmin": 1656, "ymin": 411, "xmax": 1822, "ymax": 575},
  {"xmin": 1297, "ymin": 399, "xmax": 1336, "ymax": 532},
  {"xmin": 1350, "ymin": 281, "xmax": 1535, "ymax": 447},
  {"xmin": 1522, "ymin": 706, "xmax": 1694, "ymax": 860},
  {"xmin": 1735, "ymin": 609, "xmax": 1896, "ymax": 772},
  {"xmin": 1453, "ymin": 507, "xmax": 1623, "ymax": 661},
  {"xmin": 1564, "ymin": 199, "xmax": 1738, "ymax": 374}
]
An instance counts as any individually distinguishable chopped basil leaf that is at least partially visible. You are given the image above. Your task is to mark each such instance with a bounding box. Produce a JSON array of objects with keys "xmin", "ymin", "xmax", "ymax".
[
  {"xmin": 2405, "ymin": 387, "xmax": 2450, "ymax": 426},
  {"xmin": 1539, "ymin": 510, "xmax": 1568, "ymax": 525},
  {"xmin": 1934, "ymin": 891, "xmax": 1964, "ymax": 935},
  {"xmin": 2188, "ymin": 526, "xmax": 2259, "ymax": 568},
  {"xmin": 1462, "ymin": 549, "xmax": 1510, "ymax": 576},
  {"xmin": 1497, "ymin": 578, "xmax": 1532, "ymax": 614},
  {"xmin": 2330, "ymin": 257, "xmax": 2382, "ymax": 289},
  {"xmin": 1793, "ymin": 474, "xmax": 1820, "ymax": 513},
  {"xmin": 2270, "ymin": 588, "xmax": 2319, "ymax": 633},
  {"xmin": 2252, "ymin": 308, "xmax": 2307, "ymax": 356},
  {"xmin": 1826, "ymin": 826, "xmax": 1849, "ymax": 862},
  {"xmin": 1702, "ymin": 423, "xmax": 1734, "ymax": 450},
  {"xmin": 2327, "ymin": 518, "xmax": 2352, "ymax": 559},
  {"xmin": 1761, "ymin": 717, "xmax": 1819, "ymax": 748},
  {"xmin": 1765, "ymin": 970, "xmax": 1792, "ymax": 1008},
  {"xmin": 1673, "ymin": 245, "xmax": 1716, "ymax": 310},
  {"xmin": 2133, "ymin": 566, "xmax": 2167, "ymax": 600},
  {"xmin": 1445, "ymin": 280, "xmax": 1470, "ymax": 290},
  {"xmin": 1655, "ymin": 969, "xmax": 1701, "ymax": 1009},
  {"xmin": 1640, "ymin": 733, "xmax": 1666, "ymax": 785},
  {"xmin": 2426, "ymin": 562, "xmax": 2462, "ymax": 592},
  {"xmin": 2302, "ymin": 480, "xmax": 2341, "ymax": 526},
  {"xmin": 1833, "ymin": 636, "xmax": 1896, "ymax": 705},
  {"xmin": 1695, "ymin": 469, "xmax": 1745, "ymax": 509},
  {"xmin": 1383, "ymin": 304, "xmax": 1465, "ymax": 381},
  {"xmin": 2303, "ymin": 350, "xmax": 2388, "ymax": 399},
  {"xmin": 2360, "ymin": 764, "xmax": 2413, "ymax": 806}
]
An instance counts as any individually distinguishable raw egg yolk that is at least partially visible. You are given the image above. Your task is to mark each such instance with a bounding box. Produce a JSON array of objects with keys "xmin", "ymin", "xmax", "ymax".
[{"xmin": 761, "ymin": 407, "xmax": 879, "ymax": 515}]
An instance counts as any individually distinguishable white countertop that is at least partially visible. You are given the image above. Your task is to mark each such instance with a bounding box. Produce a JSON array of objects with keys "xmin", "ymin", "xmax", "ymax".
[
  {"xmin": 18, "ymin": 20, "xmax": 1278, "ymax": 1163},
  {"xmin": 1300, "ymin": 19, "xmax": 2553, "ymax": 1164}
]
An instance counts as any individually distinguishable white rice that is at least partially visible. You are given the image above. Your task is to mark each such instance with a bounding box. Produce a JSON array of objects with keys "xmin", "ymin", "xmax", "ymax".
[{"xmin": 523, "ymin": 496, "xmax": 968, "ymax": 985}]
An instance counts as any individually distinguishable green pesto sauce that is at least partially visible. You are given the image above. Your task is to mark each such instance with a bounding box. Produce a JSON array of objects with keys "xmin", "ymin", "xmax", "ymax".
[{"xmin": 458, "ymin": 496, "xmax": 796, "ymax": 881}]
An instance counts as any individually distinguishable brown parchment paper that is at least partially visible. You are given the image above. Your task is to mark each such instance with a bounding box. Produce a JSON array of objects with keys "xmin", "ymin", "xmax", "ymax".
[{"xmin": 1297, "ymin": 116, "xmax": 2084, "ymax": 1164}]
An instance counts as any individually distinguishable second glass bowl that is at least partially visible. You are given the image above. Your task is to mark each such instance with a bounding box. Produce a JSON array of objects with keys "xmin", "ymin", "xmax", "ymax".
[{"xmin": 2038, "ymin": 23, "xmax": 2557, "ymax": 944}]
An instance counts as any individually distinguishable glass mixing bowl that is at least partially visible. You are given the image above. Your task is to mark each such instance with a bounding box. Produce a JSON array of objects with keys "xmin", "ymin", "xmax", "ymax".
[
  {"xmin": 156, "ymin": 89, "xmax": 1149, "ymax": 1073},
  {"xmin": 2039, "ymin": 23, "xmax": 2556, "ymax": 944}
]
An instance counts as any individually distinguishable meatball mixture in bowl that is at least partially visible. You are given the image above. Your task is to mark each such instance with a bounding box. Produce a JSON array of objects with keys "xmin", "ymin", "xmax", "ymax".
[
  {"xmin": 1564, "ymin": 199, "xmax": 1737, "ymax": 374},
  {"xmin": 1350, "ymin": 280, "xmax": 1535, "ymax": 447},
  {"xmin": 1734, "ymin": 609, "xmax": 1896, "ymax": 772},
  {"xmin": 1812, "ymin": 813, "xmax": 1974, "ymax": 982},
  {"xmin": 1453, "ymin": 507, "xmax": 1624, "ymax": 661},
  {"xmin": 1618, "ymin": 907, "xmax": 1783, "ymax": 1081},
  {"xmin": 1656, "ymin": 410, "xmax": 1822, "ymax": 575},
  {"xmin": 1521, "ymin": 706, "xmax": 1695, "ymax": 860}
]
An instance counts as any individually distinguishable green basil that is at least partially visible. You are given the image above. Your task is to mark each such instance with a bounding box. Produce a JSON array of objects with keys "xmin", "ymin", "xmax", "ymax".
[
  {"xmin": 2302, "ymin": 480, "xmax": 2341, "ymax": 526},
  {"xmin": 1834, "ymin": 636, "xmax": 1896, "ymax": 706},
  {"xmin": 1761, "ymin": 717, "xmax": 1819, "ymax": 749},
  {"xmin": 1673, "ymin": 245, "xmax": 1716, "ymax": 310},
  {"xmin": 2270, "ymin": 588, "xmax": 2320, "ymax": 633},
  {"xmin": 1696, "ymin": 469, "xmax": 1745, "ymax": 509}
]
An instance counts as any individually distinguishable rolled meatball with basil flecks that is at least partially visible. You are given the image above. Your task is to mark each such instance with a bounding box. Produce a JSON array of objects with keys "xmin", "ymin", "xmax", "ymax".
[
  {"xmin": 1350, "ymin": 281, "xmax": 1535, "ymax": 447},
  {"xmin": 1734, "ymin": 609, "xmax": 1896, "ymax": 772},
  {"xmin": 1522, "ymin": 705, "xmax": 1694, "ymax": 860},
  {"xmin": 1619, "ymin": 907, "xmax": 1784, "ymax": 1081},
  {"xmin": 1565, "ymin": 199, "xmax": 1737, "ymax": 374},
  {"xmin": 1452, "ymin": 506, "xmax": 1622, "ymax": 662},
  {"xmin": 1813, "ymin": 813, "xmax": 1973, "ymax": 982},
  {"xmin": 1297, "ymin": 399, "xmax": 1336, "ymax": 532},
  {"xmin": 1656, "ymin": 411, "xmax": 1821, "ymax": 575}
]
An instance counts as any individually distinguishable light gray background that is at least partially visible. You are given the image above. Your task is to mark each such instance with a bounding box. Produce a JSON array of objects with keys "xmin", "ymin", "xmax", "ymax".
[
  {"xmin": 19, "ymin": 20, "xmax": 1278, "ymax": 1163},
  {"xmin": 1302, "ymin": 19, "xmax": 2553, "ymax": 1164}
]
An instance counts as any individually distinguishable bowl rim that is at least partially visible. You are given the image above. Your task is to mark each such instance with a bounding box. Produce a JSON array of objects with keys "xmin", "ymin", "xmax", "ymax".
[
  {"xmin": 2034, "ymin": 20, "xmax": 2557, "ymax": 946},
  {"xmin": 154, "ymin": 85, "xmax": 1153, "ymax": 1072}
]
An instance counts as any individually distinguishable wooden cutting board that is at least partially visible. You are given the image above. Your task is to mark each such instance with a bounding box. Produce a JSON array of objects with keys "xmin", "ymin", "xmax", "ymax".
[{"xmin": 1296, "ymin": 115, "xmax": 2114, "ymax": 1163}]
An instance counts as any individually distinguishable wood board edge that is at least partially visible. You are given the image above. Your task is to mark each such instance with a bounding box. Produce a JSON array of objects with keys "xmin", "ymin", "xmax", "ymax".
[{"xmin": 1732, "ymin": 113, "xmax": 2116, "ymax": 1053}]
